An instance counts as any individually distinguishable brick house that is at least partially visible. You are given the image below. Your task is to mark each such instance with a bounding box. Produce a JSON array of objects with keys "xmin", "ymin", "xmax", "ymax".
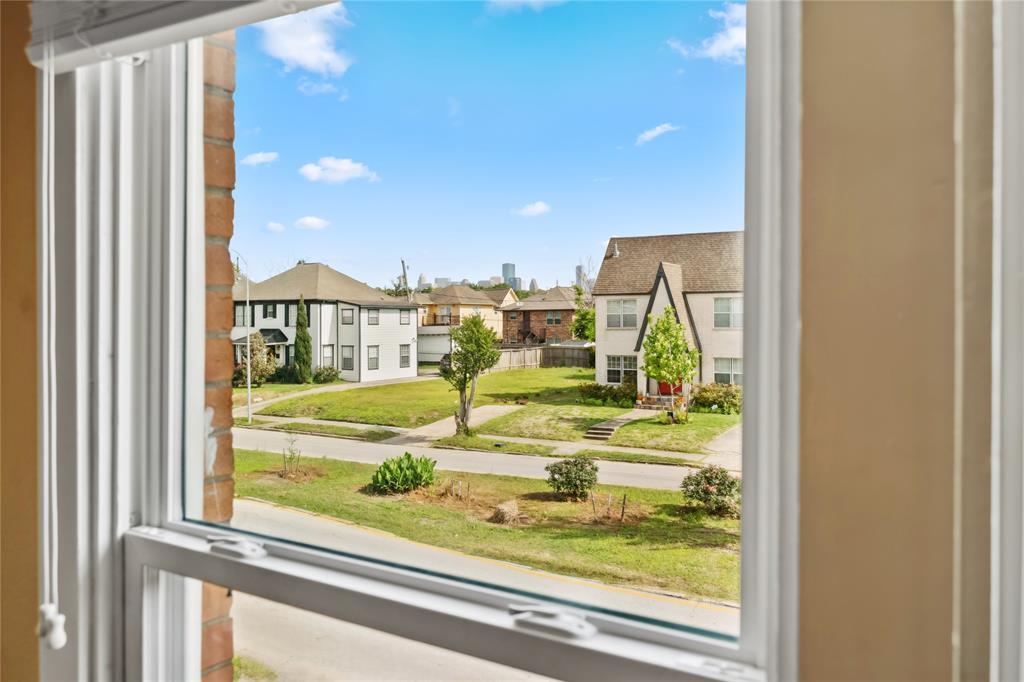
[{"xmin": 500, "ymin": 286, "xmax": 577, "ymax": 344}]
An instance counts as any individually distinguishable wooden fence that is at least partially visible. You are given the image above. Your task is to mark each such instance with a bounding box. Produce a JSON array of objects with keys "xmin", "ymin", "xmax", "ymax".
[{"xmin": 488, "ymin": 345, "xmax": 594, "ymax": 373}]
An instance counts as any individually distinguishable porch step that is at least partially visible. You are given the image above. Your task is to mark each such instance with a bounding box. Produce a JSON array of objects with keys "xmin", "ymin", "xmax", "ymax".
[{"xmin": 582, "ymin": 409, "xmax": 650, "ymax": 441}]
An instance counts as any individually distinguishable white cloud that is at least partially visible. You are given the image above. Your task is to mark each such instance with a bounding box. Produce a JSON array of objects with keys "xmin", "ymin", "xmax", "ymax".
[
  {"xmin": 266, "ymin": 221, "xmax": 285, "ymax": 232},
  {"xmin": 297, "ymin": 78, "xmax": 338, "ymax": 95},
  {"xmin": 299, "ymin": 156, "xmax": 380, "ymax": 184},
  {"xmin": 515, "ymin": 201, "xmax": 551, "ymax": 217},
  {"xmin": 240, "ymin": 151, "xmax": 278, "ymax": 166},
  {"xmin": 258, "ymin": 3, "xmax": 353, "ymax": 77},
  {"xmin": 667, "ymin": 2, "xmax": 746, "ymax": 65},
  {"xmin": 294, "ymin": 216, "xmax": 329, "ymax": 230},
  {"xmin": 486, "ymin": 0, "xmax": 566, "ymax": 12},
  {"xmin": 635, "ymin": 123, "xmax": 680, "ymax": 146}
]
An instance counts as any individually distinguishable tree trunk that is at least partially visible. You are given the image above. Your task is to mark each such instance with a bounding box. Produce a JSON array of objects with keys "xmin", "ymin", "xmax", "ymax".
[{"xmin": 455, "ymin": 387, "xmax": 471, "ymax": 435}]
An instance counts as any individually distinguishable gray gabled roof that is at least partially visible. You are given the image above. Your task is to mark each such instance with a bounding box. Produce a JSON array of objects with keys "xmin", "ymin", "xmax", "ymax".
[
  {"xmin": 501, "ymin": 286, "xmax": 577, "ymax": 312},
  {"xmin": 593, "ymin": 231, "xmax": 743, "ymax": 295},
  {"xmin": 482, "ymin": 288, "xmax": 517, "ymax": 306},
  {"xmin": 246, "ymin": 261, "xmax": 413, "ymax": 308}
]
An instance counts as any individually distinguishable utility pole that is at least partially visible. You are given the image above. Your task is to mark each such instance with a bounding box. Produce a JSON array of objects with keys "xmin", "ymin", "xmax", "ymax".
[{"xmin": 400, "ymin": 258, "xmax": 412, "ymax": 302}]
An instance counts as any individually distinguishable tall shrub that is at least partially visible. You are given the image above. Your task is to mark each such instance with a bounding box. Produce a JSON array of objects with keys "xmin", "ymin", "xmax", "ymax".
[
  {"xmin": 232, "ymin": 331, "xmax": 277, "ymax": 387},
  {"xmin": 294, "ymin": 295, "xmax": 312, "ymax": 383}
]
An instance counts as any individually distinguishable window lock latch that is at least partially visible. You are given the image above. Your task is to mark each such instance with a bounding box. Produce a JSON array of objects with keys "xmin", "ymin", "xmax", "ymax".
[
  {"xmin": 508, "ymin": 603, "xmax": 597, "ymax": 639},
  {"xmin": 206, "ymin": 534, "xmax": 268, "ymax": 560}
]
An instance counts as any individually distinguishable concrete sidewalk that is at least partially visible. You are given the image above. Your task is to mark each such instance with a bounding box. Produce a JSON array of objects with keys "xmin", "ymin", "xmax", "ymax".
[
  {"xmin": 232, "ymin": 498, "xmax": 739, "ymax": 636},
  {"xmin": 232, "ymin": 428, "xmax": 695, "ymax": 489}
]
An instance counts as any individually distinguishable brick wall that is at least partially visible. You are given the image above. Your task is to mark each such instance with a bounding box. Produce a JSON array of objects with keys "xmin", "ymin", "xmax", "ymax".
[
  {"xmin": 202, "ymin": 30, "xmax": 236, "ymax": 682},
  {"xmin": 502, "ymin": 309, "xmax": 575, "ymax": 344}
]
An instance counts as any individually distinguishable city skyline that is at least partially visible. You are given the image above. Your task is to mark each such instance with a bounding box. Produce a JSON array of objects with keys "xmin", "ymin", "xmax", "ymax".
[{"xmin": 230, "ymin": 1, "xmax": 745, "ymax": 285}]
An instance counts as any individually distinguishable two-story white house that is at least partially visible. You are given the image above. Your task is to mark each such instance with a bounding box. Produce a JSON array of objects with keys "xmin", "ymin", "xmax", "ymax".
[
  {"xmin": 231, "ymin": 261, "xmax": 419, "ymax": 382},
  {"xmin": 593, "ymin": 231, "xmax": 743, "ymax": 396}
]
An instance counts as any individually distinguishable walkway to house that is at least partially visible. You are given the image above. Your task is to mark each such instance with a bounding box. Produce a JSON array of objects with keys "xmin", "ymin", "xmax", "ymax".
[
  {"xmin": 582, "ymin": 408, "xmax": 650, "ymax": 441},
  {"xmin": 380, "ymin": 405, "xmax": 522, "ymax": 446},
  {"xmin": 701, "ymin": 423, "xmax": 742, "ymax": 470},
  {"xmin": 231, "ymin": 374, "xmax": 438, "ymax": 419}
]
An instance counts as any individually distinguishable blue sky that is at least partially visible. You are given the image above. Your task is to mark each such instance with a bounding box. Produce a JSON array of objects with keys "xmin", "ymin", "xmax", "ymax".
[{"xmin": 231, "ymin": 1, "xmax": 745, "ymax": 287}]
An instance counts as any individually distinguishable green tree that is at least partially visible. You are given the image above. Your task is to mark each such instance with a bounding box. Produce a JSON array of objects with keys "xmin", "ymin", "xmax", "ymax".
[
  {"xmin": 232, "ymin": 332, "xmax": 277, "ymax": 387},
  {"xmin": 641, "ymin": 307, "xmax": 700, "ymax": 423},
  {"xmin": 294, "ymin": 296, "xmax": 312, "ymax": 383},
  {"xmin": 570, "ymin": 285, "xmax": 595, "ymax": 341},
  {"xmin": 441, "ymin": 315, "xmax": 501, "ymax": 435}
]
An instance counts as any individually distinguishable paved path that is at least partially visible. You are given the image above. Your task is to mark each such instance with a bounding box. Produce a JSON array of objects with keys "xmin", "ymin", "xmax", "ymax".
[
  {"xmin": 232, "ymin": 499, "xmax": 739, "ymax": 639},
  {"xmin": 584, "ymin": 408, "xmax": 651, "ymax": 437},
  {"xmin": 232, "ymin": 374, "xmax": 438, "ymax": 418},
  {"xmin": 232, "ymin": 428, "xmax": 694, "ymax": 489},
  {"xmin": 241, "ymin": 413, "xmax": 409, "ymax": 433},
  {"xmin": 382, "ymin": 405, "xmax": 523, "ymax": 445},
  {"xmin": 475, "ymin": 432, "xmax": 708, "ymax": 463},
  {"xmin": 700, "ymin": 423, "xmax": 742, "ymax": 471}
]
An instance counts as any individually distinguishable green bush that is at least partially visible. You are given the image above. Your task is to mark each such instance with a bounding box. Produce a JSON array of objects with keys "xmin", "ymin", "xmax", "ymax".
[
  {"xmin": 545, "ymin": 455, "xmax": 599, "ymax": 501},
  {"xmin": 689, "ymin": 383, "xmax": 743, "ymax": 415},
  {"xmin": 577, "ymin": 374, "xmax": 636, "ymax": 408},
  {"xmin": 269, "ymin": 363, "xmax": 298, "ymax": 383},
  {"xmin": 680, "ymin": 465, "xmax": 740, "ymax": 516},
  {"xmin": 368, "ymin": 452, "xmax": 436, "ymax": 494},
  {"xmin": 313, "ymin": 365, "xmax": 340, "ymax": 384},
  {"xmin": 231, "ymin": 333, "xmax": 277, "ymax": 387}
]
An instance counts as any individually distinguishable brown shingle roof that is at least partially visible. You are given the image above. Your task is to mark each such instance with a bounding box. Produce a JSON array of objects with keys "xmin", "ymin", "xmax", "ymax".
[
  {"xmin": 428, "ymin": 284, "xmax": 496, "ymax": 306},
  {"xmin": 246, "ymin": 262, "xmax": 412, "ymax": 307},
  {"xmin": 593, "ymin": 231, "xmax": 743, "ymax": 295},
  {"xmin": 502, "ymin": 285, "xmax": 577, "ymax": 311},
  {"xmin": 482, "ymin": 288, "xmax": 517, "ymax": 306}
]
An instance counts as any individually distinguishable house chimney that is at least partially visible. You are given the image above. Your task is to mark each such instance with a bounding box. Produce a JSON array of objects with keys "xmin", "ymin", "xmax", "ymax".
[{"xmin": 612, "ymin": 241, "xmax": 620, "ymax": 258}]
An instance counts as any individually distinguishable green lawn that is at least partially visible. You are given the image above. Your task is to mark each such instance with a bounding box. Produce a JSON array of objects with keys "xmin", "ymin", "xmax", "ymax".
[
  {"xmin": 476, "ymin": 404, "xmax": 627, "ymax": 442},
  {"xmin": 269, "ymin": 421, "xmax": 397, "ymax": 442},
  {"xmin": 233, "ymin": 655, "xmax": 277, "ymax": 681},
  {"xmin": 234, "ymin": 417, "xmax": 273, "ymax": 427},
  {"xmin": 572, "ymin": 449, "xmax": 700, "ymax": 467},
  {"xmin": 608, "ymin": 414, "xmax": 741, "ymax": 453},
  {"xmin": 235, "ymin": 449, "xmax": 739, "ymax": 601},
  {"xmin": 259, "ymin": 368, "xmax": 593, "ymax": 428},
  {"xmin": 231, "ymin": 381, "xmax": 339, "ymax": 407},
  {"xmin": 433, "ymin": 434, "xmax": 557, "ymax": 456}
]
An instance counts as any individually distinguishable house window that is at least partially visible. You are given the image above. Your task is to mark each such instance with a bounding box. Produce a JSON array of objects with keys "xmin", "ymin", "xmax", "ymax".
[
  {"xmin": 322, "ymin": 344, "xmax": 334, "ymax": 368},
  {"xmin": 606, "ymin": 299, "xmax": 637, "ymax": 328},
  {"xmin": 509, "ymin": 311, "xmax": 518, "ymax": 321},
  {"xmin": 546, "ymin": 311, "xmax": 562, "ymax": 325},
  {"xmin": 368, "ymin": 309, "xmax": 380, "ymax": 325},
  {"xmin": 473, "ymin": 306, "xmax": 481, "ymax": 317},
  {"xmin": 606, "ymin": 355, "xmax": 637, "ymax": 385},
  {"xmin": 286, "ymin": 303, "xmax": 297, "ymax": 326},
  {"xmin": 233, "ymin": 303, "xmax": 248, "ymax": 327},
  {"xmin": 285, "ymin": 344, "xmax": 294, "ymax": 365},
  {"xmin": 341, "ymin": 308, "xmax": 354, "ymax": 325},
  {"xmin": 263, "ymin": 303, "xmax": 277, "ymax": 318},
  {"xmin": 714, "ymin": 297, "xmax": 744, "ymax": 328},
  {"xmin": 399, "ymin": 344, "xmax": 410, "ymax": 368},
  {"xmin": 341, "ymin": 345, "xmax": 354, "ymax": 371},
  {"xmin": 401, "ymin": 309, "xmax": 411, "ymax": 325},
  {"xmin": 714, "ymin": 357, "xmax": 743, "ymax": 385},
  {"xmin": 367, "ymin": 345, "xmax": 380, "ymax": 370}
]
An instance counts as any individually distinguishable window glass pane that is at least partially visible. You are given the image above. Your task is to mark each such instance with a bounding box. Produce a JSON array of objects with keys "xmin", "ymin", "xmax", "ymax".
[
  {"xmin": 715, "ymin": 312, "xmax": 731, "ymax": 327},
  {"xmin": 715, "ymin": 357, "xmax": 732, "ymax": 372},
  {"xmin": 714, "ymin": 373, "xmax": 732, "ymax": 384},
  {"xmin": 194, "ymin": 3, "xmax": 745, "ymax": 649}
]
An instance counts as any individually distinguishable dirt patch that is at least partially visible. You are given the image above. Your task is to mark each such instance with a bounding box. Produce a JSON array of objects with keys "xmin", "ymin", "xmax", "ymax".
[{"xmin": 254, "ymin": 466, "xmax": 326, "ymax": 484}]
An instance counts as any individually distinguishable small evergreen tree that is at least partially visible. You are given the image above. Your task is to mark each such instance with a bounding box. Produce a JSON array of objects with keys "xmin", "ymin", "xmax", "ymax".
[
  {"xmin": 441, "ymin": 315, "xmax": 501, "ymax": 435},
  {"xmin": 294, "ymin": 296, "xmax": 313, "ymax": 383},
  {"xmin": 570, "ymin": 285, "xmax": 595, "ymax": 341},
  {"xmin": 641, "ymin": 307, "xmax": 700, "ymax": 423}
]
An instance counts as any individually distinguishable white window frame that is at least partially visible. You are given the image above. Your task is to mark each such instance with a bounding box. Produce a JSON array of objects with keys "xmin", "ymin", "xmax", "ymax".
[
  {"xmin": 321, "ymin": 344, "xmax": 334, "ymax": 369},
  {"xmin": 714, "ymin": 297, "xmax": 744, "ymax": 329},
  {"xmin": 341, "ymin": 307, "xmax": 354, "ymax": 325},
  {"xmin": 341, "ymin": 344, "xmax": 354, "ymax": 371},
  {"xmin": 367, "ymin": 344, "xmax": 380, "ymax": 371},
  {"xmin": 606, "ymin": 298, "xmax": 638, "ymax": 329},
  {"xmin": 43, "ymin": 3, "xmax": 802, "ymax": 680},
  {"xmin": 399, "ymin": 343, "xmax": 411, "ymax": 368},
  {"xmin": 367, "ymin": 307, "xmax": 380, "ymax": 325},
  {"xmin": 714, "ymin": 357, "xmax": 744, "ymax": 386},
  {"xmin": 400, "ymin": 308, "xmax": 411, "ymax": 325}
]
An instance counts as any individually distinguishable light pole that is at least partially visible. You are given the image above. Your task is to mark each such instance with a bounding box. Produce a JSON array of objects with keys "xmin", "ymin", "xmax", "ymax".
[{"xmin": 233, "ymin": 252, "xmax": 253, "ymax": 425}]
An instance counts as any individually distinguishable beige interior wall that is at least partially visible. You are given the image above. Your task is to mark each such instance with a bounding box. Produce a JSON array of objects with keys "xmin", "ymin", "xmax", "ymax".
[
  {"xmin": 800, "ymin": 1, "xmax": 992, "ymax": 679},
  {"xmin": 0, "ymin": 2, "xmax": 40, "ymax": 680}
]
